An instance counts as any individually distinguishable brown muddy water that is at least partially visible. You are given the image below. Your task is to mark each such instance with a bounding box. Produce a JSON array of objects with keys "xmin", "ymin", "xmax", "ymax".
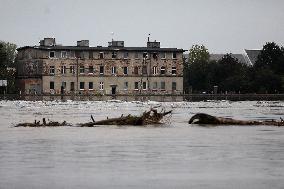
[{"xmin": 0, "ymin": 100, "xmax": 283, "ymax": 189}]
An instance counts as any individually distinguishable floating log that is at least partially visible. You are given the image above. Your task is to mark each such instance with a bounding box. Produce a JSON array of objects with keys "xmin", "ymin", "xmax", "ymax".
[
  {"xmin": 79, "ymin": 109, "xmax": 172, "ymax": 127},
  {"xmin": 188, "ymin": 113, "xmax": 284, "ymax": 126},
  {"xmin": 15, "ymin": 118, "xmax": 70, "ymax": 127}
]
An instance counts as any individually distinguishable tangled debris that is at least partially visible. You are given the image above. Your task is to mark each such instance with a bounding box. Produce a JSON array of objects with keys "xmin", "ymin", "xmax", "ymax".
[
  {"xmin": 15, "ymin": 118, "xmax": 70, "ymax": 127},
  {"xmin": 79, "ymin": 109, "xmax": 172, "ymax": 127},
  {"xmin": 188, "ymin": 113, "xmax": 284, "ymax": 126}
]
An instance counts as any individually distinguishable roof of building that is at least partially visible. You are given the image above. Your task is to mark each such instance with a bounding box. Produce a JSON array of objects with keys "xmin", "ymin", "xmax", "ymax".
[
  {"xmin": 17, "ymin": 45, "xmax": 186, "ymax": 52},
  {"xmin": 244, "ymin": 49, "xmax": 261, "ymax": 65},
  {"xmin": 209, "ymin": 54, "xmax": 248, "ymax": 64}
]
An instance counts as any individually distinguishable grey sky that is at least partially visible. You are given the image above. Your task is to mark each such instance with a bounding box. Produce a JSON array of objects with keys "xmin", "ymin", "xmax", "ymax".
[{"xmin": 1, "ymin": 0, "xmax": 284, "ymax": 53}]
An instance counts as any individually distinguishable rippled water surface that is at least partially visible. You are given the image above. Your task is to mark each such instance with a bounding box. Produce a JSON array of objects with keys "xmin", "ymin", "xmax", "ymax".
[{"xmin": 0, "ymin": 100, "xmax": 284, "ymax": 189}]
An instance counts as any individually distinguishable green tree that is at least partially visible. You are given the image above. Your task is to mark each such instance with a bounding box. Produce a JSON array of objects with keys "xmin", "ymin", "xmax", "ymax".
[
  {"xmin": 252, "ymin": 42, "xmax": 284, "ymax": 93},
  {"xmin": 0, "ymin": 41, "xmax": 17, "ymax": 93},
  {"xmin": 184, "ymin": 45, "xmax": 210, "ymax": 93}
]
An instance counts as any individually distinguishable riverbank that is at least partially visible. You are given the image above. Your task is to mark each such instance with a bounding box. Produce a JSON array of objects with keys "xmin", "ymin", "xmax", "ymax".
[{"xmin": 0, "ymin": 93, "xmax": 284, "ymax": 101}]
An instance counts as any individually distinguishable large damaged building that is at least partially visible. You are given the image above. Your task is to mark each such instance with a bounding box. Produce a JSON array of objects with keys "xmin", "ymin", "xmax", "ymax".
[{"xmin": 16, "ymin": 38, "xmax": 185, "ymax": 96}]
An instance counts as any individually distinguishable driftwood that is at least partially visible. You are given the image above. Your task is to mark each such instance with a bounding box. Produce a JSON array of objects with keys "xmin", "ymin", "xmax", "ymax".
[
  {"xmin": 79, "ymin": 109, "xmax": 172, "ymax": 127},
  {"xmin": 188, "ymin": 113, "xmax": 284, "ymax": 126},
  {"xmin": 15, "ymin": 118, "xmax": 70, "ymax": 127}
]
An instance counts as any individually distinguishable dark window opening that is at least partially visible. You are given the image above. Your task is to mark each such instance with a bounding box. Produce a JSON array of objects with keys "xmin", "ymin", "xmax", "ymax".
[
  {"xmin": 89, "ymin": 66, "xmax": 94, "ymax": 74},
  {"xmin": 153, "ymin": 52, "xmax": 158, "ymax": 60},
  {"xmin": 100, "ymin": 66, "xmax": 104, "ymax": 75},
  {"xmin": 99, "ymin": 52, "xmax": 104, "ymax": 59},
  {"xmin": 161, "ymin": 66, "xmax": 166, "ymax": 75},
  {"xmin": 89, "ymin": 82, "xmax": 93, "ymax": 90},
  {"xmin": 172, "ymin": 52, "xmax": 177, "ymax": 59},
  {"xmin": 112, "ymin": 51, "xmax": 117, "ymax": 59},
  {"xmin": 80, "ymin": 82, "xmax": 85, "ymax": 90},
  {"xmin": 123, "ymin": 67, "xmax": 128, "ymax": 75},
  {"xmin": 50, "ymin": 81, "xmax": 54, "ymax": 90}
]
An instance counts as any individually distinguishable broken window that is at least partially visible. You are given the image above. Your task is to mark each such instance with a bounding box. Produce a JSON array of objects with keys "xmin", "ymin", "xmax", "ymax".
[
  {"xmin": 61, "ymin": 51, "xmax": 67, "ymax": 59},
  {"xmin": 160, "ymin": 66, "xmax": 166, "ymax": 75},
  {"xmin": 49, "ymin": 51, "xmax": 55, "ymax": 58},
  {"xmin": 142, "ymin": 82, "xmax": 147, "ymax": 90},
  {"xmin": 99, "ymin": 82, "xmax": 104, "ymax": 90},
  {"xmin": 100, "ymin": 66, "xmax": 104, "ymax": 75},
  {"xmin": 89, "ymin": 66, "xmax": 94, "ymax": 74},
  {"xmin": 70, "ymin": 82, "xmax": 75, "ymax": 91},
  {"xmin": 124, "ymin": 82, "xmax": 128, "ymax": 90},
  {"xmin": 134, "ymin": 82, "xmax": 139, "ymax": 90},
  {"xmin": 161, "ymin": 81, "xmax": 166, "ymax": 90},
  {"xmin": 49, "ymin": 66, "xmax": 55, "ymax": 75},
  {"xmin": 172, "ymin": 52, "xmax": 177, "ymax": 59},
  {"xmin": 134, "ymin": 66, "xmax": 139, "ymax": 75},
  {"xmin": 172, "ymin": 82, "xmax": 177, "ymax": 91},
  {"xmin": 50, "ymin": 81, "xmax": 54, "ymax": 90},
  {"xmin": 172, "ymin": 67, "xmax": 177, "ymax": 75},
  {"xmin": 79, "ymin": 66, "xmax": 85, "ymax": 74},
  {"xmin": 61, "ymin": 82, "xmax": 66, "ymax": 89},
  {"xmin": 112, "ymin": 51, "xmax": 117, "ymax": 59},
  {"xmin": 153, "ymin": 52, "xmax": 158, "ymax": 60},
  {"xmin": 70, "ymin": 66, "xmax": 75, "ymax": 74},
  {"xmin": 111, "ymin": 66, "xmax": 117, "ymax": 75},
  {"xmin": 142, "ymin": 66, "xmax": 147, "ymax": 75},
  {"xmin": 89, "ymin": 82, "xmax": 93, "ymax": 90},
  {"xmin": 161, "ymin": 52, "xmax": 166, "ymax": 59},
  {"xmin": 99, "ymin": 52, "xmax": 104, "ymax": 59},
  {"xmin": 143, "ymin": 52, "xmax": 148, "ymax": 59},
  {"xmin": 123, "ymin": 67, "xmax": 128, "ymax": 75},
  {"xmin": 123, "ymin": 52, "xmax": 128, "ymax": 59},
  {"xmin": 80, "ymin": 82, "xmax": 85, "ymax": 90}
]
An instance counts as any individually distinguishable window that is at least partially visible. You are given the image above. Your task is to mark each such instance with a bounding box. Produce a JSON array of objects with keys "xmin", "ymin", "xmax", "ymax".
[
  {"xmin": 100, "ymin": 66, "xmax": 104, "ymax": 75},
  {"xmin": 152, "ymin": 66, "xmax": 157, "ymax": 75},
  {"xmin": 89, "ymin": 82, "xmax": 93, "ymax": 90},
  {"xmin": 161, "ymin": 66, "xmax": 166, "ymax": 75},
  {"xmin": 49, "ymin": 66, "xmax": 55, "ymax": 75},
  {"xmin": 80, "ymin": 82, "xmax": 85, "ymax": 90},
  {"xmin": 123, "ymin": 52, "xmax": 128, "ymax": 59},
  {"xmin": 134, "ymin": 66, "xmax": 139, "ymax": 75},
  {"xmin": 143, "ymin": 52, "xmax": 148, "ymax": 59},
  {"xmin": 135, "ymin": 52, "xmax": 139, "ymax": 59},
  {"xmin": 61, "ymin": 82, "xmax": 66, "ymax": 90},
  {"xmin": 70, "ymin": 66, "xmax": 75, "ymax": 74},
  {"xmin": 153, "ymin": 82, "xmax": 158, "ymax": 90},
  {"xmin": 124, "ymin": 82, "xmax": 128, "ymax": 90},
  {"xmin": 172, "ymin": 67, "xmax": 177, "ymax": 75},
  {"xmin": 79, "ymin": 66, "xmax": 85, "ymax": 74},
  {"xmin": 161, "ymin": 81, "xmax": 165, "ymax": 90},
  {"xmin": 99, "ymin": 82, "xmax": 104, "ymax": 90},
  {"xmin": 142, "ymin": 66, "xmax": 147, "ymax": 75},
  {"xmin": 161, "ymin": 52, "xmax": 166, "ymax": 59},
  {"xmin": 70, "ymin": 82, "xmax": 75, "ymax": 91},
  {"xmin": 61, "ymin": 51, "xmax": 67, "ymax": 59},
  {"xmin": 153, "ymin": 52, "xmax": 158, "ymax": 60},
  {"xmin": 50, "ymin": 81, "xmax": 54, "ymax": 90},
  {"xmin": 89, "ymin": 52, "xmax": 93, "ymax": 59},
  {"xmin": 134, "ymin": 82, "xmax": 139, "ymax": 90},
  {"xmin": 142, "ymin": 82, "xmax": 147, "ymax": 90},
  {"xmin": 88, "ymin": 66, "xmax": 94, "ymax": 74},
  {"xmin": 112, "ymin": 51, "xmax": 117, "ymax": 59},
  {"xmin": 61, "ymin": 65, "xmax": 66, "ymax": 74},
  {"xmin": 172, "ymin": 52, "xmax": 177, "ymax": 59},
  {"xmin": 111, "ymin": 66, "xmax": 117, "ymax": 75},
  {"xmin": 99, "ymin": 52, "xmax": 104, "ymax": 59},
  {"xmin": 123, "ymin": 67, "xmax": 128, "ymax": 75},
  {"xmin": 49, "ymin": 51, "xmax": 55, "ymax": 58},
  {"xmin": 172, "ymin": 82, "xmax": 177, "ymax": 91}
]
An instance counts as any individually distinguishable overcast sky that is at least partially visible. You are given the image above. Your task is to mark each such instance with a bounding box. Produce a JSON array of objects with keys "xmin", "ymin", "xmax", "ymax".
[{"xmin": 0, "ymin": 0, "xmax": 284, "ymax": 53}]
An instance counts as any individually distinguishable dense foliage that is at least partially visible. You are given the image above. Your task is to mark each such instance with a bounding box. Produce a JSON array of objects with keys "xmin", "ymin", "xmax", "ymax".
[
  {"xmin": 184, "ymin": 42, "xmax": 284, "ymax": 94},
  {"xmin": 0, "ymin": 41, "xmax": 17, "ymax": 93}
]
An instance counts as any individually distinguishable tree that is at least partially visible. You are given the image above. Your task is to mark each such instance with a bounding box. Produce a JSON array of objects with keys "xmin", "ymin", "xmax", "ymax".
[
  {"xmin": 252, "ymin": 42, "xmax": 284, "ymax": 93},
  {"xmin": 255, "ymin": 42, "xmax": 284, "ymax": 74},
  {"xmin": 184, "ymin": 45, "xmax": 210, "ymax": 93}
]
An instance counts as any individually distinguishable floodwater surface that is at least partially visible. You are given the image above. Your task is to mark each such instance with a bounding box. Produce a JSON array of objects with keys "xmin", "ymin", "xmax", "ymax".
[{"xmin": 0, "ymin": 100, "xmax": 283, "ymax": 189}]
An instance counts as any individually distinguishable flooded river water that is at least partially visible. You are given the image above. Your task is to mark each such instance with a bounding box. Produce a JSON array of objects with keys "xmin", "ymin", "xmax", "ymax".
[{"xmin": 0, "ymin": 100, "xmax": 283, "ymax": 189}]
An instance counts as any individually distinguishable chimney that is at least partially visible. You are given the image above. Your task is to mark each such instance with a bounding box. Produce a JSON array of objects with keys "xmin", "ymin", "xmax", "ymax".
[{"xmin": 77, "ymin": 40, "xmax": 89, "ymax": 47}]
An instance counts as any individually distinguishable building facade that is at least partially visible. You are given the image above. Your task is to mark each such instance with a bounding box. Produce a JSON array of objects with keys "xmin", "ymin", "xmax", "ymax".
[{"xmin": 16, "ymin": 38, "xmax": 185, "ymax": 96}]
